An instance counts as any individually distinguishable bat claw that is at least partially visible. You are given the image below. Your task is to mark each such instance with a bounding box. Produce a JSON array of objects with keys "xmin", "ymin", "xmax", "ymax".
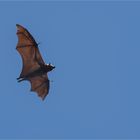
[{"xmin": 17, "ymin": 78, "xmax": 25, "ymax": 82}]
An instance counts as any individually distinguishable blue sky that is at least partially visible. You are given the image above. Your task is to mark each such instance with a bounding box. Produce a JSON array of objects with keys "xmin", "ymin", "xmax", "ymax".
[{"xmin": 0, "ymin": 1, "xmax": 140, "ymax": 139}]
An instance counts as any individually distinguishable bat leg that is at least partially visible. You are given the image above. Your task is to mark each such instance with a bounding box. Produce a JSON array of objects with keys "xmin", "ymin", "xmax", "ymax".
[{"xmin": 17, "ymin": 78, "xmax": 25, "ymax": 82}]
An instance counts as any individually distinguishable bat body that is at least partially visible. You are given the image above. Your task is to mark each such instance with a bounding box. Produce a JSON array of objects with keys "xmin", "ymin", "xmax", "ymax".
[{"xmin": 16, "ymin": 24, "xmax": 55, "ymax": 100}]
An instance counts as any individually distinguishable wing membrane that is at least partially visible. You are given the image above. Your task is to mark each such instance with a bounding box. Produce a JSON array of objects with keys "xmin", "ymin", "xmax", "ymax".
[
  {"xmin": 29, "ymin": 75, "xmax": 49, "ymax": 100},
  {"xmin": 16, "ymin": 24, "xmax": 45, "ymax": 77}
]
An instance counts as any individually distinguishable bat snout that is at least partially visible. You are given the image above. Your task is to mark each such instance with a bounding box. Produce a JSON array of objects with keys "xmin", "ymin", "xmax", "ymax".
[
  {"xmin": 50, "ymin": 65, "xmax": 55, "ymax": 70},
  {"xmin": 52, "ymin": 66, "xmax": 55, "ymax": 70},
  {"xmin": 46, "ymin": 63, "xmax": 55, "ymax": 72}
]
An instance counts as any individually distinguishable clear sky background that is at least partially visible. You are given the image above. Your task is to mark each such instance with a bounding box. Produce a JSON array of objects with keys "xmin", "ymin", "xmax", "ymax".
[{"xmin": 0, "ymin": 1, "xmax": 140, "ymax": 139}]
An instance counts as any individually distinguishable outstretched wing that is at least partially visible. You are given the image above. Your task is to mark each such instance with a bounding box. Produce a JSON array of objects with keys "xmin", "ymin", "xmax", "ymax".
[
  {"xmin": 29, "ymin": 74, "xmax": 50, "ymax": 100},
  {"xmin": 16, "ymin": 24, "xmax": 50, "ymax": 100},
  {"xmin": 16, "ymin": 24, "xmax": 45, "ymax": 78}
]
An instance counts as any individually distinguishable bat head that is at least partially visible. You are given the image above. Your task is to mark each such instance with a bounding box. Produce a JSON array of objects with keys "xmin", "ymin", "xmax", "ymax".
[{"xmin": 46, "ymin": 63, "xmax": 55, "ymax": 72}]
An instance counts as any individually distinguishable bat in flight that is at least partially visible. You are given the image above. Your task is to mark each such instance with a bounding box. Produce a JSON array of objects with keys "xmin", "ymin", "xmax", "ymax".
[{"xmin": 16, "ymin": 24, "xmax": 55, "ymax": 100}]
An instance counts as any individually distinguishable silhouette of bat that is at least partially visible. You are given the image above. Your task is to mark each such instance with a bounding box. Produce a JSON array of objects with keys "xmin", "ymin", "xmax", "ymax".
[{"xmin": 16, "ymin": 24, "xmax": 55, "ymax": 100}]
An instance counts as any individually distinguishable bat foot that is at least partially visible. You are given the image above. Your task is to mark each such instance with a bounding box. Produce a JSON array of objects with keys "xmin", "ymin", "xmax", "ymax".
[{"xmin": 17, "ymin": 78, "xmax": 25, "ymax": 82}]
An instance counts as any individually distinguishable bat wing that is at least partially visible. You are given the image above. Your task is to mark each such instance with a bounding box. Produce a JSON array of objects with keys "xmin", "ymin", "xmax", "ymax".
[
  {"xmin": 29, "ymin": 74, "xmax": 50, "ymax": 100},
  {"xmin": 16, "ymin": 24, "xmax": 45, "ymax": 78},
  {"xmin": 16, "ymin": 24, "xmax": 50, "ymax": 100}
]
